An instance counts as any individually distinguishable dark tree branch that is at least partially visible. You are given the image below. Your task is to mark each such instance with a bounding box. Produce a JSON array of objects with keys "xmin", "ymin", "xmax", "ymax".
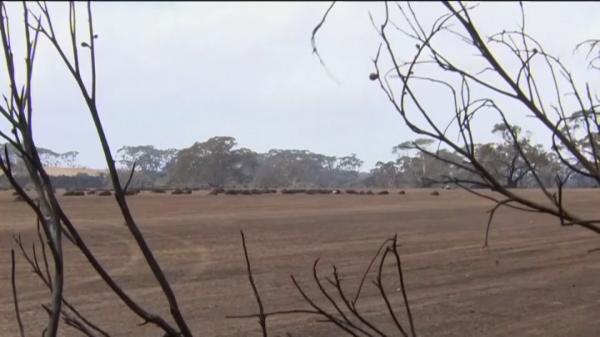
[
  {"xmin": 240, "ymin": 231, "xmax": 268, "ymax": 337},
  {"xmin": 11, "ymin": 249, "xmax": 26, "ymax": 337}
]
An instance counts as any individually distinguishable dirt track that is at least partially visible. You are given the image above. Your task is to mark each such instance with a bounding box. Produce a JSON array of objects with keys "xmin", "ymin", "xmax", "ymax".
[{"xmin": 0, "ymin": 189, "xmax": 599, "ymax": 336}]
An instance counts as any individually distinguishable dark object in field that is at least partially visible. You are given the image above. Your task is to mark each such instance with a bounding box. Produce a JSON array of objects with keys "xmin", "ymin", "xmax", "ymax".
[
  {"xmin": 152, "ymin": 188, "xmax": 167, "ymax": 194},
  {"xmin": 86, "ymin": 190, "xmax": 97, "ymax": 195},
  {"xmin": 377, "ymin": 190, "xmax": 389, "ymax": 195},
  {"xmin": 173, "ymin": 187, "xmax": 193, "ymax": 195},
  {"xmin": 12, "ymin": 191, "xmax": 19, "ymax": 196},
  {"xmin": 398, "ymin": 190, "xmax": 406, "ymax": 195},
  {"xmin": 171, "ymin": 188, "xmax": 192, "ymax": 195},
  {"xmin": 332, "ymin": 189, "xmax": 341, "ymax": 194},
  {"xmin": 281, "ymin": 189, "xmax": 306, "ymax": 194},
  {"xmin": 430, "ymin": 190, "xmax": 440, "ymax": 196},
  {"xmin": 13, "ymin": 195, "xmax": 24, "ymax": 202},
  {"xmin": 98, "ymin": 190, "xmax": 112, "ymax": 196},
  {"xmin": 227, "ymin": 189, "xmax": 250, "ymax": 195},
  {"xmin": 64, "ymin": 190, "xmax": 85, "ymax": 196},
  {"xmin": 366, "ymin": 190, "xmax": 374, "ymax": 195},
  {"xmin": 346, "ymin": 189, "xmax": 358, "ymax": 194},
  {"xmin": 125, "ymin": 189, "xmax": 140, "ymax": 196},
  {"xmin": 304, "ymin": 189, "xmax": 331, "ymax": 194},
  {"xmin": 223, "ymin": 189, "xmax": 262, "ymax": 195},
  {"xmin": 208, "ymin": 187, "xmax": 225, "ymax": 195}
]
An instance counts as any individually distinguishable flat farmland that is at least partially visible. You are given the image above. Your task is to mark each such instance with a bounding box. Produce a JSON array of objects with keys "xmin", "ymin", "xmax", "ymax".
[{"xmin": 0, "ymin": 189, "xmax": 598, "ymax": 337}]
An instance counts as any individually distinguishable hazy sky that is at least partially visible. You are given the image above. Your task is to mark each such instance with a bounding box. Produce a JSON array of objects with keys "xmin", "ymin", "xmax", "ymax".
[{"xmin": 1, "ymin": 2, "xmax": 599, "ymax": 170}]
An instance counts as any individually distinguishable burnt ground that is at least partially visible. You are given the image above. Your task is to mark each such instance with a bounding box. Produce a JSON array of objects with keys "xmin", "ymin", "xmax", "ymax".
[{"xmin": 0, "ymin": 189, "xmax": 598, "ymax": 336}]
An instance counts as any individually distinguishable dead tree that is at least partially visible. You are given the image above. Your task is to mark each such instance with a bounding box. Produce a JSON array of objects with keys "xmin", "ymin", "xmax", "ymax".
[
  {"xmin": 0, "ymin": 2, "xmax": 192, "ymax": 336},
  {"xmin": 313, "ymin": 2, "xmax": 600, "ymax": 245}
]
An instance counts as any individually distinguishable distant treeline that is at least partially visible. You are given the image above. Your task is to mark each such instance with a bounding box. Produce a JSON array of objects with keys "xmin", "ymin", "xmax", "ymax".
[
  {"xmin": 2, "ymin": 129, "xmax": 598, "ymax": 191},
  {"xmin": 0, "ymin": 174, "xmax": 107, "ymax": 191}
]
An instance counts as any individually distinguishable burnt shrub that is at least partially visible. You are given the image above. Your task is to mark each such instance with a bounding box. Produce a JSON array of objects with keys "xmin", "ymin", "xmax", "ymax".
[
  {"xmin": 209, "ymin": 187, "xmax": 225, "ymax": 195},
  {"xmin": 125, "ymin": 189, "xmax": 140, "ymax": 196},
  {"xmin": 398, "ymin": 190, "xmax": 406, "ymax": 195},
  {"xmin": 152, "ymin": 188, "xmax": 167, "ymax": 194},
  {"xmin": 430, "ymin": 190, "xmax": 440, "ymax": 196},
  {"xmin": 64, "ymin": 190, "xmax": 85, "ymax": 197},
  {"xmin": 182, "ymin": 188, "xmax": 193, "ymax": 194},
  {"xmin": 171, "ymin": 188, "xmax": 184, "ymax": 195},
  {"xmin": 98, "ymin": 190, "xmax": 112, "ymax": 196},
  {"xmin": 377, "ymin": 190, "xmax": 389, "ymax": 195},
  {"xmin": 281, "ymin": 189, "xmax": 306, "ymax": 194}
]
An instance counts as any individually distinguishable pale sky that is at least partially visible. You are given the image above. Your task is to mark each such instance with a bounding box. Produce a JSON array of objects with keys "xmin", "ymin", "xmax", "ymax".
[{"xmin": 1, "ymin": 2, "xmax": 599, "ymax": 170}]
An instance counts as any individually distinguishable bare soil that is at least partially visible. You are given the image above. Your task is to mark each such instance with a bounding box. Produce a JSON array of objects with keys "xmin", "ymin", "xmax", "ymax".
[{"xmin": 0, "ymin": 189, "xmax": 598, "ymax": 337}]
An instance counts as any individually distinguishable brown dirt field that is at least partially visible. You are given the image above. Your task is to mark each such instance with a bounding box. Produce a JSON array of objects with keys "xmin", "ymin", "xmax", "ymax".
[{"xmin": 0, "ymin": 189, "xmax": 599, "ymax": 337}]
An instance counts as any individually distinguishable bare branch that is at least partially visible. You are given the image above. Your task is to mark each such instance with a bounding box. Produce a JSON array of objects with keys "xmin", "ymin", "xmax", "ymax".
[
  {"xmin": 240, "ymin": 231, "xmax": 268, "ymax": 337},
  {"xmin": 11, "ymin": 249, "xmax": 26, "ymax": 337}
]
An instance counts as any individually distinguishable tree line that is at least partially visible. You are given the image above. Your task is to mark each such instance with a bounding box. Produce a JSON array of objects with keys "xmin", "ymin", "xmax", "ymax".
[{"xmin": 3, "ymin": 122, "xmax": 595, "ymax": 190}]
